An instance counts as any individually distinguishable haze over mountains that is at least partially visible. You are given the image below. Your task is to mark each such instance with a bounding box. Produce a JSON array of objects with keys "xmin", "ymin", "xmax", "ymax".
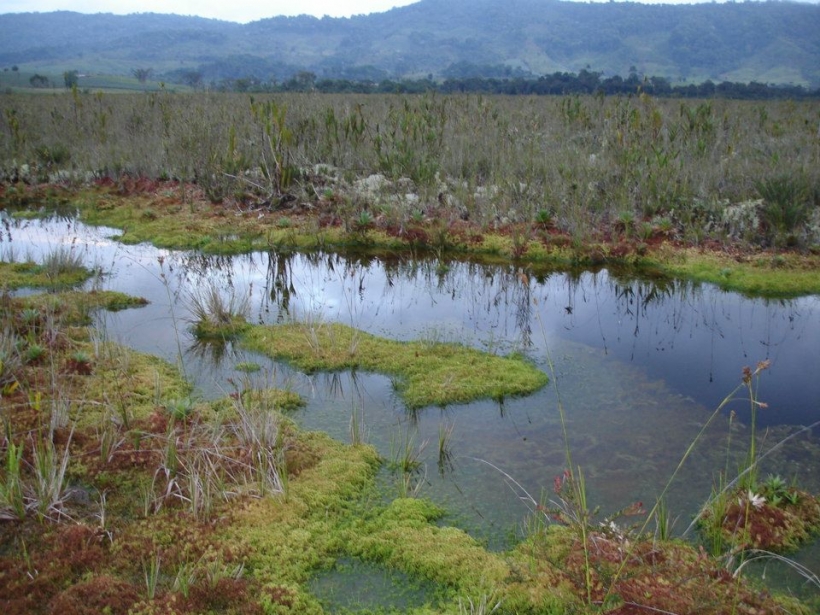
[{"xmin": 1, "ymin": 0, "xmax": 818, "ymax": 87}]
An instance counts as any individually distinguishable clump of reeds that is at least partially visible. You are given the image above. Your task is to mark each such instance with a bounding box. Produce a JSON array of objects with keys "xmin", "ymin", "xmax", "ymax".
[
  {"xmin": 755, "ymin": 174, "xmax": 812, "ymax": 246},
  {"xmin": 41, "ymin": 246, "xmax": 85, "ymax": 279},
  {"xmin": 187, "ymin": 282, "xmax": 250, "ymax": 340}
]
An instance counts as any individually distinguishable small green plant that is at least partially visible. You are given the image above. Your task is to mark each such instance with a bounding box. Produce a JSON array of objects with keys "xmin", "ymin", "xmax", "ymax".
[
  {"xmin": 143, "ymin": 552, "xmax": 162, "ymax": 600},
  {"xmin": 759, "ymin": 474, "xmax": 799, "ymax": 507},
  {"xmin": 699, "ymin": 479, "xmax": 732, "ymax": 556},
  {"xmin": 534, "ymin": 209, "xmax": 553, "ymax": 228},
  {"xmin": 614, "ymin": 210, "xmax": 636, "ymax": 237},
  {"xmin": 30, "ymin": 430, "xmax": 73, "ymax": 522},
  {"xmin": 458, "ymin": 592, "xmax": 502, "ymax": 614},
  {"xmin": 70, "ymin": 349, "xmax": 91, "ymax": 363},
  {"xmin": 172, "ymin": 561, "xmax": 196, "ymax": 598},
  {"xmin": 349, "ymin": 400, "xmax": 367, "ymax": 446},
  {"xmin": 164, "ymin": 396, "xmax": 196, "ymax": 421},
  {"xmin": 42, "ymin": 246, "xmax": 85, "ymax": 279},
  {"xmin": 0, "ymin": 328, "xmax": 22, "ymax": 389},
  {"xmin": 0, "ymin": 440, "xmax": 26, "ymax": 520},
  {"xmin": 203, "ymin": 554, "xmax": 245, "ymax": 589},
  {"xmin": 228, "ymin": 384, "xmax": 287, "ymax": 497},
  {"xmin": 67, "ymin": 349, "xmax": 93, "ymax": 374},
  {"xmin": 19, "ymin": 307, "xmax": 41, "ymax": 329},
  {"xmin": 437, "ymin": 420, "xmax": 455, "ymax": 474},
  {"xmin": 637, "ymin": 221, "xmax": 654, "ymax": 241},
  {"xmin": 653, "ymin": 496, "xmax": 673, "ymax": 541},
  {"xmin": 23, "ymin": 341, "xmax": 45, "ymax": 363},
  {"xmin": 389, "ymin": 426, "xmax": 427, "ymax": 475},
  {"xmin": 653, "ymin": 215, "xmax": 676, "ymax": 237},
  {"xmin": 355, "ymin": 209, "xmax": 373, "ymax": 230},
  {"xmin": 755, "ymin": 175, "xmax": 811, "ymax": 245}
]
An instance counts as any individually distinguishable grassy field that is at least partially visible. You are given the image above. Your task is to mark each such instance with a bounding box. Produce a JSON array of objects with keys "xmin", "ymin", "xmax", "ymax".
[
  {"xmin": 0, "ymin": 92, "xmax": 817, "ymax": 243},
  {"xmin": 0, "ymin": 70, "xmax": 182, "ymax": 94}
]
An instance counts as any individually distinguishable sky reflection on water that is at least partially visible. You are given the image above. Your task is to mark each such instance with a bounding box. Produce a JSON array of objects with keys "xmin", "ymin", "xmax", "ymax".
[{"xmin": 5, "ymin": 215, "xmax": 820, "ymax": 556}]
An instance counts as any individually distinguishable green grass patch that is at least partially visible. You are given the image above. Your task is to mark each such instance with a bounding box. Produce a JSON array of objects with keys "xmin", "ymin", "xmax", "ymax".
[
  {"xmin": 0, "ymin": 260, "xmax": 92, "ymax": 290},
  {"xmin": 234, "ymin": 361, "xmax": 262, "ymax": 373},
  {"xmin": 30, "ymin": 187, "xmax": 819, "ymax": 298},
  {"xmin": 16, "ymin": 290, "xmax": 148, "ymax": 325},
  {"xmin": 645, "ymin": 248, "xmax": 820, "ymax": 297},
  {"xmin": 240, "ymin": 322, "xmax": 548, "ymax": 409}
]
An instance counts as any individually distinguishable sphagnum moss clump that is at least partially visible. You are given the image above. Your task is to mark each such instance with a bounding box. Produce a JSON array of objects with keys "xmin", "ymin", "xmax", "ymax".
[{"xmin": 240, "ymin": 321, "xmax": 548, "ymax": 409}]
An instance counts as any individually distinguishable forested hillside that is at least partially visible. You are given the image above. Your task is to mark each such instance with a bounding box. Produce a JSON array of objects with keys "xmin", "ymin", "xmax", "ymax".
[{"xmin": 1, "ymin": 0, "xmax": 818, "ymax": 87}]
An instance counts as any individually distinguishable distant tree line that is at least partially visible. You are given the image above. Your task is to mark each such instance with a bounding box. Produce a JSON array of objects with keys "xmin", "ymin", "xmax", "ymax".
[{"xmin": 202, "ymin": 69, "xmax": 820, "ymax": 100}]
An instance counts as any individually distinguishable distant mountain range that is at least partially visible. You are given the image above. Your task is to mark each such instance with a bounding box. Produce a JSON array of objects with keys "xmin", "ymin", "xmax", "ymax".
[{"xmin": 1, "ymin": 0, "xmax": 819, "ymax": 87}]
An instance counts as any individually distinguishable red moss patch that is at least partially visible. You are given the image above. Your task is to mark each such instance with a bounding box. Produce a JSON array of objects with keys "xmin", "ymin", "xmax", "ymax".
[
  {"xmin": 560, "ymin": 532, "xmax": 783, "ymax": 615},
  {"xmin": 48, "ymin": 575, "xmax": 141, "ymax": 615},
  {"xmin": 717, "ymin": 489, "xmax": 820, "ymax": 552}
]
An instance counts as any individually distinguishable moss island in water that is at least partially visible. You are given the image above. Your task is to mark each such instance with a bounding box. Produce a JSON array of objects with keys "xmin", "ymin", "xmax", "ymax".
[
  {"xmin": 240, "ymin": 321, "xmax": 548, "ymax": 409},
  {"xmin": 1, "ymin": 265, "xmax": 818, "ymax": 613}
]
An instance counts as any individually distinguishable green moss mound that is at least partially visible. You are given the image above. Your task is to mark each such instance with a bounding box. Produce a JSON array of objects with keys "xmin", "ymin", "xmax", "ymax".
[
  {"xmin": 240, "ymin": 321, "xmax": 548, "ymax": 409},
  {"xmin": 0, "ymin": 260, "xmax": 93, "ymax": 290}
]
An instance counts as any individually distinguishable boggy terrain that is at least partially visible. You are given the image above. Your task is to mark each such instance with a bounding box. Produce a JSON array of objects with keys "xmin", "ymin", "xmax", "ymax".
[
  {"xmin": 2, "ymin": 92, "xmax": 820, "ymax": 613},
  {"xmin": 0, "ymin": 246, "xmax": 818, "ymax": 614},
  {"xmin": 2, "ymin": 92, "xmax": 819, "ymax": 296}
]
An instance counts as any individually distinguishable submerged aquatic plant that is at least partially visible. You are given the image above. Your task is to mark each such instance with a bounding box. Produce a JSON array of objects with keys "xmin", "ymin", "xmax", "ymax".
[
  {"xmin": 349, "ymin": 399, "xmax": 367, "ymax": 446},
  {"xmin": 437, "ymin": 420, "xmax": 455, "ymax": 474}
]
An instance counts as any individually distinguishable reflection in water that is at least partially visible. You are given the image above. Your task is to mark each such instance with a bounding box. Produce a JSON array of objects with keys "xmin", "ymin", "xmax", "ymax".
[{"xmin": 6, "ymin": 215, "xmax": 820, "ymax": 588}]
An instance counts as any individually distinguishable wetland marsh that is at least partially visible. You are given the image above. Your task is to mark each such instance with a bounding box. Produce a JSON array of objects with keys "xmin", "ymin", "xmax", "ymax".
[
  {"xmin": 2, "ymin": 211, "xmax": 819, "ymax": 612},
  {"xmin": 2, "ymin": 90, "xmax": 820, "ymax": 613}
]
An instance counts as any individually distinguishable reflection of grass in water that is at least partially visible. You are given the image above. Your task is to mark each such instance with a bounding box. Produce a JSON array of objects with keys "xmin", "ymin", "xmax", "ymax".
[{"xmin": 309, "ymin": 557, "xmax": 439, "ymax": 612}]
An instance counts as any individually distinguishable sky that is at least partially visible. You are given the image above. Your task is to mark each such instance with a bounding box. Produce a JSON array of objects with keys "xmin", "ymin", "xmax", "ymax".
[
  {"xmin": 2, "ymin": 0, "xmax": 419, "ymax": 23},
  {"xmin": 6, "ymin": 0, "xmax": 817, "ymax": 24}
]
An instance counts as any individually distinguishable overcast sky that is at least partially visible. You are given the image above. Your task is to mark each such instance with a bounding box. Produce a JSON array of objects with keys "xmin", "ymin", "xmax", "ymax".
[
  {"xmin": 3, "ymin": 0, "xmax": 419, "ymax": 23},
  {"xmin": 5, "ymin": 0, "xmax": 817, "ymax": 24}
]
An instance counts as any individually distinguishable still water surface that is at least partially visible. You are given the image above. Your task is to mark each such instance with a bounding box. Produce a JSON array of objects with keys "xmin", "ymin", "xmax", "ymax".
[{"xmin": 5, "ymin": 213, "xmax": 820, "ymax": 593}]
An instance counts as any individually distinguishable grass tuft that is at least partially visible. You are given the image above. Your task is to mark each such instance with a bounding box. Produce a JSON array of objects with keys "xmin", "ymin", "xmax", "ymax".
[{"xmin": 187, "ymin": 282, "xmax": 251, "ymax": 340}]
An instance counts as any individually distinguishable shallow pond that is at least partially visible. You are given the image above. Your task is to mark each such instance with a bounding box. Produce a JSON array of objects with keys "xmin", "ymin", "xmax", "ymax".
[{"xmin": 5, "ymin": 213, "xmax": 820, "ymax": 596}]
